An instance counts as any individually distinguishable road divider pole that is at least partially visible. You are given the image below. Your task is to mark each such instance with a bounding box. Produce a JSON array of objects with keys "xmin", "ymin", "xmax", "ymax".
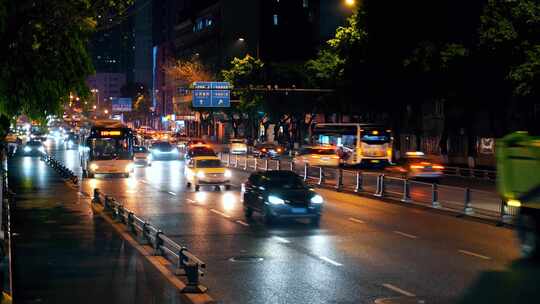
[
  {"xmin": 374, "ymin": 174, "xmax": 385, "ymax": 197},
  {"xmin": 303, "ymin": 163, "xmax": 308, "ymax": 181},
  {"xmin": 354, "ymin": 172, "xmax": 363, "ymax": 192},
  {"xmin": 318, "ymin": 167, "xmax": 324, "ymax": 185},
  {"xmin": 254, "ymin": 158, "xmax": 258, "ymax": 171},
  {"xmin": 401, "ymin": 179, "xmax": 411, "ymax": 203},
  {"xmin": 336, "ymin": 169, "xmax": 343, "ymax": 191},
  {"xmin": 264, "ymin": 159, "xmax": 269, "ymax": 171},
  {"xmin": 464, "ymin": 188, "xmax": 474, "ymax": 215},
  {"xmin": 431, "ymin": 183, "xmax": 441, "ymax": 208}
]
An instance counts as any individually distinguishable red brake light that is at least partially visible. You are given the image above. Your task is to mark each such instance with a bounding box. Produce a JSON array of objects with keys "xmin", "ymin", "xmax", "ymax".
[
  {"xmin": 410, "ymin": 164, "xmax": 424, "ymax": 169},
  {"xmin": 433, "ymin": 165, "xmax": 444, "ymax": 170},
  {"xmin": 262, "ymin": 148, "xmax": 267, "ymax": 152}
]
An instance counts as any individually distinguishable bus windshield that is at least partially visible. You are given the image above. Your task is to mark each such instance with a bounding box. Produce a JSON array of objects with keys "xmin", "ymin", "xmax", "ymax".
[
  {"xmin": 360, "ymin": 127, "xmax": 391, "ymax": 145},
  {"xmin": 89, "ymin": 138, "xmax": 132, "ymax": 160}
]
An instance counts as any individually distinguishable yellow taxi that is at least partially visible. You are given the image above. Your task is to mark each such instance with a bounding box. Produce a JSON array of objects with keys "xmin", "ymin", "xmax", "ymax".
[{"xmin": 185, "ymin": 156, "xmax": 232, "ymax": 191}]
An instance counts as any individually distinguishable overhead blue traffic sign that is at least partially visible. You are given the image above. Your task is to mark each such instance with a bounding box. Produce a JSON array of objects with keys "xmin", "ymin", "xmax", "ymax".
[{"xmin": 192, "ymin": 82, "xmax": 230, "ymax": 108}]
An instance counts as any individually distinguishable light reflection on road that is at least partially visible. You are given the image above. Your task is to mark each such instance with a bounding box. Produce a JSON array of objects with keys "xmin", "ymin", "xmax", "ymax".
[{"xmin": 221, "ymin": 192, "xmax": 237, "ymax": 212}]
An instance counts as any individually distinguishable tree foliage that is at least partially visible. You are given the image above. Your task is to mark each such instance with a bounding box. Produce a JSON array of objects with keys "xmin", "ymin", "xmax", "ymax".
[{"xmin": 0, "ymin": 0, "xmax": 133, "ymax": 130}]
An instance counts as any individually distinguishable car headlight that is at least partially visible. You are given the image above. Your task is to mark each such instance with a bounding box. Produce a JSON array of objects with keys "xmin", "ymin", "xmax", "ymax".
[
  {"xmin": 196, "ymin": 171, "xmax": 205, "ymax": 178},
  {"xmin": 90, "ymin": 163, "xmax": 99, "ymax": 171},
  {"xmin": 125, "ymin": 163, "xmax": 134, "ymax": 172},
  {"xmin": 224, "ymin": 170, "xmax": 232, "ymax": 178},
  {"xmin": 310, "ymin": 194, "xmax": 324, "ymax": 204},
  {"xmin": 23, "ymin": 146, "xmax": 31, "ymax": 152},
  {"xmin": 268, "ymin": 195, "xmax": 285, "ymax": 205}
]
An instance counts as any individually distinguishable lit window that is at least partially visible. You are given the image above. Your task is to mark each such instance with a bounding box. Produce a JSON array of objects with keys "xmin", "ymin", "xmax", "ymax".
[{"xmin": 273, "ymin": 14, "xmax": 278, "ymax": 26}]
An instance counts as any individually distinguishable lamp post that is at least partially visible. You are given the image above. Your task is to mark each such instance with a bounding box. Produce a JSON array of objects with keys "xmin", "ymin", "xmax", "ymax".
[{"xmin": 91, "ymin": 89, "xmax": 99, "ymax": 109}]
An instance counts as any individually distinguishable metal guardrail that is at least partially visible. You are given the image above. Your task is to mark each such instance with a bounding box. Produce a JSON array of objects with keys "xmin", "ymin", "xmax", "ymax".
[
  {"xmin": 92, "ymin": 188, "xmax": 208, "ymax": 293},
  {"xmin": 219, "ymin": 153, "xmax": 514, "ymax": 224},
  {"xmin": 442, "ymin": 166, "xmax": 496, "ymax": 181},
  {"xmin": 40, "ymin": 154, "xmax": 79, "ymax": 185},
  {"xmin": 1, "ymin": 155, "xmax": 13, "ymax": 302}
]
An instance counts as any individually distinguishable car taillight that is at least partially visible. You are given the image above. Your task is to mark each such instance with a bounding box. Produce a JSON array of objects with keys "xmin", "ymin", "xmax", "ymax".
[
  {"xmin": 311, "ymin": 155, "xmax": 320, "ymax": 159},
  {"xmin": 277, "ymin": 148, "xmax": 282, "ymax": 152},
  {"xmin": 331, "ymin": 155, "xmax": 339, "ymax": 159},
  {"xmin": 433, "ymin": 165, "xmax": 444, "ymax": 170},
  {"xmin": 410, "ymin": 164, "xmax": 424, "ymax": 169},
  {"xmin": 262, "ymin": 148, "xmax": 267, "ymax": 152}
]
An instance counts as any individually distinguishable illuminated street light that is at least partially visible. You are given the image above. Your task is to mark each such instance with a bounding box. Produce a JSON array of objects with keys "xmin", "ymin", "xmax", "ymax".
[
  {"xmin": 345, "ymin": 0, "xmax": 355, "ymax": 6},
  {"xmin": 93, "ymin": 105, "xmax": 97, "ymax": 109},
  {"xmin": 104, "ymin": 109, "xmax": 109, "ymax": 114},
  {"xmin": 76, "ymin": 97, "xmax": 80, "ymax": 101},
  {"xmin": 238, "ymin": 37, "xmax": 245, "ymax": 42}
]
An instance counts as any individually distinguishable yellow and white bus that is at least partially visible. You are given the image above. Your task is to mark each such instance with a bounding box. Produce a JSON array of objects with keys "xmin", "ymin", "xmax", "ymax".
[
  {"xmin": 313, "ymin": 123, "xmax": 393, "ymax": 166},
  {"xmin": 80, "ymin": 120, "xmax": 135, "ymax": 178}
]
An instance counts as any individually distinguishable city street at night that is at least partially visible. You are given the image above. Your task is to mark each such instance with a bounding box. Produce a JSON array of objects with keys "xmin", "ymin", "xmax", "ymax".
[
  {"xmin": 3, "ymin": 1, "xmax": 540, "ymax": 303},
  {"xmin": 41, "ymin": 141, "xmax": 520, "ymax": 304}
]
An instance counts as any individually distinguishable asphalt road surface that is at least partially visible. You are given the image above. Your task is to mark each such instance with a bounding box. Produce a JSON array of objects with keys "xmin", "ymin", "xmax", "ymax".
[{"xmin": 46, "ymin": 141, "xmax": 522, "ymax": 304}]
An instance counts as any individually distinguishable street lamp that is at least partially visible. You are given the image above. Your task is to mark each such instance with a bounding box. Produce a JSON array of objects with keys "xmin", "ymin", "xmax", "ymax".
[
  {"xmin": 238, "ymin": 37, "xmax": 245, "ymax": 42},
  {"xmin": 345, "ymin": 0, "xmax": 355, "ymax": 7},
  {"xmin": 104, "ymin": 109, "xmax": 109, "ymax": 115}
]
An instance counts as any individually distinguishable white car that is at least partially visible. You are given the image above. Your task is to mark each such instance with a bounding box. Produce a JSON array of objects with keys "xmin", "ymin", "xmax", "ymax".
[
  {"xmin": 229, "ymin": 138, "xmax": 248, "ymax": 154},
  {"xmin": 134, "ymin": 146, "xmax": 152, "ymax": 167},
  {"xmin": 293, "ymin": 146, "xmax": 340, "ymax": 167}
]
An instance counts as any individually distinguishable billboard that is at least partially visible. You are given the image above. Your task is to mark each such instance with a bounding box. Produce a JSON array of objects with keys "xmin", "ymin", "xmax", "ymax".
[
  {"xmin": 192, "ymin": 82, "xmax": 230, "ymax": 108},
  {"xmin": 111, "ymin": 97, "xmax": 132, "ymax": 112}
]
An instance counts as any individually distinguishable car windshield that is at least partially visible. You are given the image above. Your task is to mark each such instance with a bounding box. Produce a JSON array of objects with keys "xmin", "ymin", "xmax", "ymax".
[
  {"xmin": 27, "ymin": 141, "xmax": 42, "ymax": 147},
  {"xmin": 189, "ymin": 147, "xmax": 216, "ymax": 156},
  {"xmin": 134, "ymin": 146, "xmax": 148, "ymax": 153},
  {"xmin": 153, "ymin": 142, "xmax": 173, "ymax": 150},
  {"xmin": 196, "ymin": 159, "xmax": 222, "ymax": 168},
  {"xmin": 301, "ymin": 148, "xmax": 336, "ymax": 155},
  {"xmin": 262, "ymin": 172, "xmax": 306, "ymax": 189}
]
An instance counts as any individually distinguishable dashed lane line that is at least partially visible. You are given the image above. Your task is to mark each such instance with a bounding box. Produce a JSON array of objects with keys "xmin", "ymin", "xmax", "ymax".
[
  {"xmin": 210, "ymin": 208, "xmax": 231, "ymax": 218},
  {"xmin": 348, "ymin": 217, "xmax": 365, "ymax": 224},
  {"xmin": 319, "ymin": 256, "xmax": 343, "ymax": 267},
  {"xmin": 382, "ymin": 283, "xmax": 416, "ymax": 297},
  {"xmin": 235, "ymin": 220, "xmax": 249, "ymax": 227},
  {"xmin": 458, "ymin": 249, "xmax": 491, "ymax": 260},
  {"xmin": 272, "ymin": 236, "xmax": 291, "ymax": 244},
  {"xmin": 393, "ymin": 231, "xmax": 418, "ymax": 239},
  {"xmin": 168, "ymin": 191, "xmax": 177, "ymax": 196}
]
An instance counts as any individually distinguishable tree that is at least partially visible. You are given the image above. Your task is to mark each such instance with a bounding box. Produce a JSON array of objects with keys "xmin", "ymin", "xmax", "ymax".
[
  {"xmin": 0, "ymin": 0, "xmax": 133, "ymax": 135},
  {"xmin": 221, "ymin": 55, "xmax": 265, "ymax": 140}
]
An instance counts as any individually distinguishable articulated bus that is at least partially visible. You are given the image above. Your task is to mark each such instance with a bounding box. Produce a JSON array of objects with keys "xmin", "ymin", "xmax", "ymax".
[
  {"xmin": 313, "ymin": 123, "xmax": 393, "ymax": 166},
  {"xmin": 80, "ymin": 120, "xmax": 135, "ymax": 178}
]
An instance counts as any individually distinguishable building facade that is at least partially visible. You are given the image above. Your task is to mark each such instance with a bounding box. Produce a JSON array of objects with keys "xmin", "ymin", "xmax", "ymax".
[{"xmin": 86, "ymin": 73, "xmax": 127, "ymax": 113}]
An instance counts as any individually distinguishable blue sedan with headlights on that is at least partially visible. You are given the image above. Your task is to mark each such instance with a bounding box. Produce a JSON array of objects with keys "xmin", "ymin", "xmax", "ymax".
[
  {"xmin": 150, "ymin": 141, "xmax": 179, "ymax": 160},
  {"xmin": 242, "ymin": 170, "xmax": 324, "ymax": 225},
  {"xmin": 21, "ymin": 140, "xmax": 45, "ymax": 156}
]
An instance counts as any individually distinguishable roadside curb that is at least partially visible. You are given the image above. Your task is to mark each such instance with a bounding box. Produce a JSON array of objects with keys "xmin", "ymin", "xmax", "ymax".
[{"xmin": 89, "ymin": 201, "xmax": 216, "ymax": 304}]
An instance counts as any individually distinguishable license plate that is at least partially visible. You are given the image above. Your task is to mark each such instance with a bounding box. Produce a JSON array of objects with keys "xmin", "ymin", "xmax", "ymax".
[
  {"xmin": 321, "ymin": 157, "xmax": 330, "ymax": 161},
  {"xmin": 291, "ymin": 208, "xmax": 307, "ymax": 214}
]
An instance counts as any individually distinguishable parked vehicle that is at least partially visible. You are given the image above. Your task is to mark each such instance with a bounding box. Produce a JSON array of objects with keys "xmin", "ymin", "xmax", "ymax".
[{"xmin": 242, "ymin": 170, "xmax": 324, "ymax": 225}]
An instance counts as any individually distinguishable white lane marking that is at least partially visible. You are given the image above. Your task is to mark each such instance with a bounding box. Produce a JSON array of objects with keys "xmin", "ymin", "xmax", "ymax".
[
  {"xmin": 458, "ymin": 249, "xmax": 491, "ymax": 260},
  {"xmin": 319, "ymin": 256, "xmax": 343, "ymax": 266},
  {"xmin": 272, "ymin": 236, "xmax": 291, "ymax": 244},
  {"xmin": 186, "ymin": 198, "xmax": 196, "ymax": 204},
  {"xmin": 236, "ymin": 220, "xmax": 249, "ymax": 227},
  {"xmin": 348, "ymin": 217, "xmax": 365, "ymax": 224},
  {"xmin": 168, "ymin": 191, "xmax": 177, "ymax": 196},
  {"xmin": 382, "ymin": 283, "xmax": 416, "ymax": 297},
  {"xmin": 393, "ymin": 231, "xmax": 418, "ymax": 239},
  {"xmin": 210, "ymin": 208, "xmax": 231, "ymax": 218}
]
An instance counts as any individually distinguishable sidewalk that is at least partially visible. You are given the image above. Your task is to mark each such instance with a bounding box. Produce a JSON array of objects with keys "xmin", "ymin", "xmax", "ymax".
[{"xmin": 8, "ymin": 156, "xmax": 185, "ymax": 304}]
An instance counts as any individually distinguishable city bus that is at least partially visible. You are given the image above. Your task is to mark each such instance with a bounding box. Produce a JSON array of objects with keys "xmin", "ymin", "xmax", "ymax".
[
  {"xmin": 80, "ymin": 120, "xmax": 135, "ymax": 178},
  {"xmin": 313, "ymin": 123, "xmax": 393, "ymax": 166}
]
